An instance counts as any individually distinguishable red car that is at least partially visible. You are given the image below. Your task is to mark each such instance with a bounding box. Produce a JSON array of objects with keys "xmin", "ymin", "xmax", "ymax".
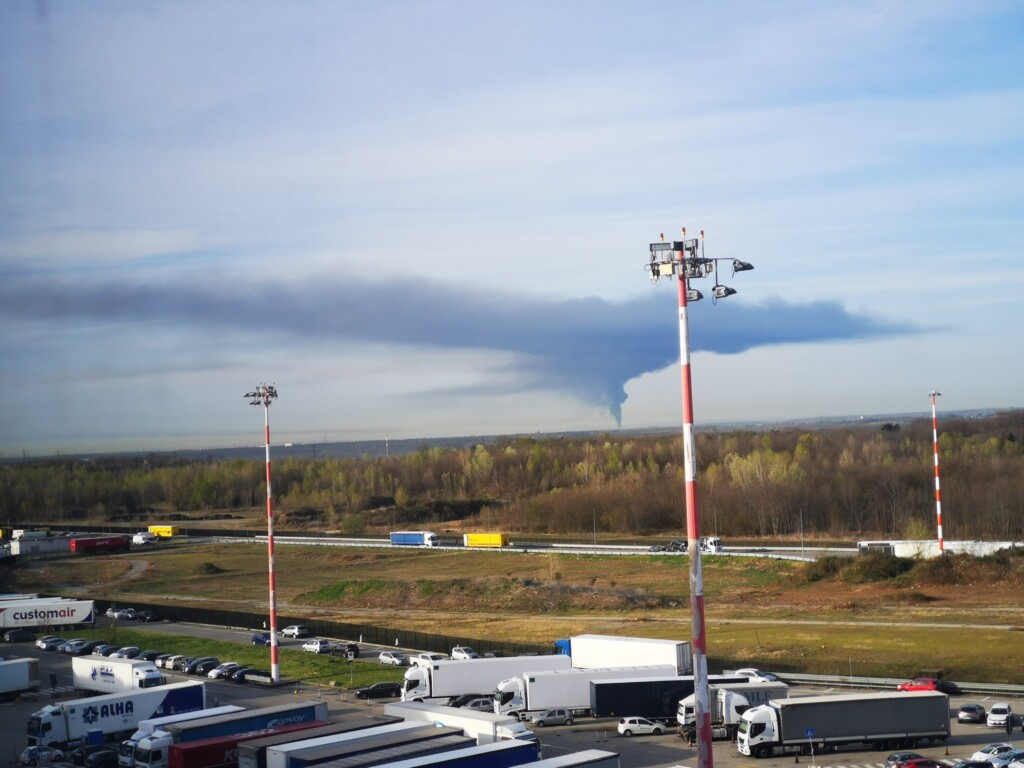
[
  {"xmin": 897, "ymin": 677, "xmax": 961, "ymax": 695},
  {"xmin": 900, "ymin": 760, "xmax": 944, "ymax": 768}
]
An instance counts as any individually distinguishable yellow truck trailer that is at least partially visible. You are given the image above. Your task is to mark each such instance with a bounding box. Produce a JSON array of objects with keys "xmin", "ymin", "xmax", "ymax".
[
  {"xmin": 463, "ymin": 532, "xmax": 510, "ymax": 548},
  {"xmin": 147, "ymin": 525, "xmax": 179, "ymax": 539}
]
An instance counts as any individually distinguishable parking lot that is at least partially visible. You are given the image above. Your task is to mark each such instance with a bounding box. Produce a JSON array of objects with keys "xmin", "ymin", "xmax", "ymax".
[{"xmin": 1, "ymin": 622, "xmax": 1020, "ymax": 768}]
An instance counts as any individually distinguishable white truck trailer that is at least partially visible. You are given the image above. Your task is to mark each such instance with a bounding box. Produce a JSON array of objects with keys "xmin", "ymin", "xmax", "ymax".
[
  {"xmin": 678, "ymin": 681, "xmax": 790, "ymax": 738},
  {"xmin": 26, "ymin": 680, "xmax": 206, "ymax": 749},
  {"xmin": 403, "ymin": 654, "xmax": 572, "ymax": 702},
  {"xmin": 117, "ymin": 705, "xmax": 245, "ymax": 768},
  {"xmin": 494, "ymin": 665, "xmax": 676, "ymax": 719},
  {"xmin": 0, "ymin": 657, "xmax": 41, "ymax": 700},
  {"xmin": 737, "ymin": 691, "xmax": 950, "ymax": 758},
  {"xmin": 0, "ymin": 597, "xmax": 95, "ymax": 629},
  {"xmin": 385, "ymin": 701, "xmax": 538, "ymax": 745},
  {"xmin": 73, "ymin": 657, "xmax": 165, "ymax": 694},
  {"xmin": 555, "ymin": 634, "xmax": 692, "ymax": 675}
]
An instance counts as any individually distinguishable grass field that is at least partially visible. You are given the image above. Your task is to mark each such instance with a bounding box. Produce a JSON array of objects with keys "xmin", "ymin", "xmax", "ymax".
[{"xmin": 10, "ymin": 542, "xmax": 1024, "ymax": 684}]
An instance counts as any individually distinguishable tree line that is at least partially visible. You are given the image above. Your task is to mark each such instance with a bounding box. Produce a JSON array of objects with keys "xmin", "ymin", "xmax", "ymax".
[{"xmin": 2, "ymin": 411, "xmax": 1021, "ymax": 541}]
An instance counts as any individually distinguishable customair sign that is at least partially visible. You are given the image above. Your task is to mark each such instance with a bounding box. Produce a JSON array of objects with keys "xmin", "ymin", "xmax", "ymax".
[{"xmin": 0, "ymin": 600, "xmax": 95, "ymax": 628}]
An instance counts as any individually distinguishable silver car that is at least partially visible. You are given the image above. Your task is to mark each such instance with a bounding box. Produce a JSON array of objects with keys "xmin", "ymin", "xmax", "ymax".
[{"xmin": 531, "ymin": 708, "xmax": 574, "ymax": 727}]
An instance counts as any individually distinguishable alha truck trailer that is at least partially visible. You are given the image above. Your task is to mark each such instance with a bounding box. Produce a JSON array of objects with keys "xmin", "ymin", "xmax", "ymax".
[
  {"xmin": 389, "ymin": 531, "xmax": 438, "ymax": 547},
  {"xmin": 678, "ymin": 681, "xmax": 790, "ymax": 739},
  {"xmin": 73, "ymin": 657, "xmax": 165, "ymax": 694},
  {"xmin": 119, "ymin": 706, "xmax": 246, "ymax": 768},
  {"xmin": 494, "ymin": 665, "xmax": 676, "ymax": 719},
  {"xmin": 133, "ymin": 701, "xmax": 330, "ymax": 768},
  {"xmin": 554, "ymin": 635, "xmax": 693, "ymax": 675},
  {"xmin": 385, "ymin": 702, "xmax": 538, "ymax": 745},
  {"xmin": 737, "ymin": 691, "xmax": 950, "ymax": 758},
  {"xmin": 589, "ymin": 674, "xmax": 748, "ymax": 722},
  {"xmin": 0, "ymin": 658, "xmax": 41, "ymax": 700},
  {"xmin": 403, "ymin": 654, "xmax": 572, "ymax": 702},
  {"xmin": 237, "ymin": 717, "xmax": 402, "ymax": 768},
  {"xmin": 27, "ymin": 681, "xmax": 206, "ymax": 749}
]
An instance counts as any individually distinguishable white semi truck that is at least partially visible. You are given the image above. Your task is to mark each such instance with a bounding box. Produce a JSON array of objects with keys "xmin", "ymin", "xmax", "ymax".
[
  {"xmin": 384, "ymin": 701, "xmax": 539, "ymax": 745},
  {"xmin": 0, "ymin": 658, "xmax": 41, "ymax": 700},
  {"xmin": 678, "ymin": 681, "xmax": 790, "ymax": 738},
  {"xmin": 117, "ymin": 705, "xmax": 245, "ymax": 768},
  {"xmin": 554, "ymin": 634, "xmax": 692, "ymax": 675},
  {"xmin": 737, "ymin": 691, "xmax": 950, "ymax": 758},
  {"xmin": 403, "ymin": 654, "xmax": 572, "ymax": 702},
  {"xmin": 494, "ymin": 665, "xmax": 676, "ymax": 720},
  {"xmin": 26, "ymin": 681, "xmax": 206, "ymax": 749},
  {"xmin": 72, "ymin": 657, "xmax": 165, "ymax": 694}
]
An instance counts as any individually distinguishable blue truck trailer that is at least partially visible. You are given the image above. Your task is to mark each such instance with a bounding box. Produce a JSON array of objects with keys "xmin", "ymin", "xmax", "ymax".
[
  {"xmin": 389, "ymin": 531, "xmax": 438, "ymax": 547},
  {"xmin": 371, "ymin": 740, "xmax": 540, "ymax": 768}
]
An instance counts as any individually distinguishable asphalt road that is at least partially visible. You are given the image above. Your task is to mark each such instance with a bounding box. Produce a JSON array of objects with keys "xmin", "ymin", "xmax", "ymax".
[{"xmin": 2, "ymin": 623, "xmax": 1018, "ymax": 768}]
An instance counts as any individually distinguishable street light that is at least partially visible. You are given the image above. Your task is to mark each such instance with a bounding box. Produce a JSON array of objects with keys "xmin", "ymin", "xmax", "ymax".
[
  {"xmin": 244, "ymin": 383, "xmax": 281, "ymax": 683},
  {"xmin": 929, "ymin": 391, "xmax": 944, "ymax": 554},
  {"xmin": 644, "ymin": 230, "xmax": 753, "ymax": 768}
]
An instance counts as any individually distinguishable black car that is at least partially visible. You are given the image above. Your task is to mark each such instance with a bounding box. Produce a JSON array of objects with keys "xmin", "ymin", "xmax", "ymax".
[
  {"xmin": 137, "ymin": 650, "xmax": 163, "ymax": 661},
  {"xmin": 185, "ymin": 656, "xmax": 219, "ymax": 675},
  {"xmin": 72, "ymin": 640, "xmax": 105, "ymax": 655},
  {"xmin": 134, "ymin": 610, "xmax": 159, "ymax": 622},
  {"xmin": 230, "ymin": 667, "xmax": 267, "ymax": 683},
  {"xmin": 448, "ymin": 692, "xmax": 490, "ymax": 708},
  {"xmin": 83, "ymin": 749, "xmax": 119, "ymax": 768},
  {"xmin": 355, "ymin": 682, "xmax": 402, "ymax": 699},
  {"xmin": 3, "ymin": 629, "xmax": 36, "ymax": 643},
  {"xmin": 96, "ymin": 645, "xmax": 122, "ymax": 656},
  {"xmin": 68, "ymin": 744, "xmax": 112, "ymax": 766}
]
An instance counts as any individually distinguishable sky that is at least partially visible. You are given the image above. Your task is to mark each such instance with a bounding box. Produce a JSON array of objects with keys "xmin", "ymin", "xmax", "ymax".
[{"xmin": 1, "ymin": 1, "xmax": 1022, "ymax": 456}]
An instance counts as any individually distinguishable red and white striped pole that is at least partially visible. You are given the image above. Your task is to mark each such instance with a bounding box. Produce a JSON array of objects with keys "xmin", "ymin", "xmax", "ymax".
[
  {"xmin": 247, "ymin": 384, "xmax": 280, "ymax": 682},
  {"xmin": 675, "ymin": 241, "xmax": 713, "ymax": 768},
  {"xmin": 929, "ymin": 390, "xmax": 944, "ymax": 554}
]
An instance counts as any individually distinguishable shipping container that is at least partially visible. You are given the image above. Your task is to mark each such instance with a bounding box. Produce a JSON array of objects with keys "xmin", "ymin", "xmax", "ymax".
[
  {"xmin": 70, "ymin": 535, "xmax": 131, "ymax": 555},
  {"xmin": 238, "ymin": 717, "xmax": 401, "ymax": 768},
  {"xmin": 462, "ymin": 534, "xmax": 510, "ymax": 548}
]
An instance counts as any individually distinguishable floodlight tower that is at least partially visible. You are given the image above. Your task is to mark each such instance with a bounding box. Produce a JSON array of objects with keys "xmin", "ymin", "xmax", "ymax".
[
  {"xmin": 245, "ymin": 383, "xmax": 281, "ymax": 682},
  {"xmin": 929, "ymin": 390, "xmax": 944, "ymax": 554},
  {"xmin": 645, "ymin": 230, "xmax": 753, "ymax": 768}
]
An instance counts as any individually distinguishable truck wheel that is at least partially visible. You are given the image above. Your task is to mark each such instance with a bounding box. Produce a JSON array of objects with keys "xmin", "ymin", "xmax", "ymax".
[{"xmin": 754, "ymin": 746, "xmax": 771, "ymax": 759}]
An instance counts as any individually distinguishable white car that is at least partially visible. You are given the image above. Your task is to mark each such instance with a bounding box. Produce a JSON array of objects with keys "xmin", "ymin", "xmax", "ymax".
[
  {"xmin": 617, "ymin": 717, "xmax": 665, "ymax": 736},
  {"xmin": 378, "ymin": 651, "xmax": 409, "ymax": 666},
  {"xmin": 159, "ymin": 654, "xmax": 185, "ymax": 669},
  {"xmin": 451, "ymin": 646, "xmax": 480, "ymax": 660},
  {"xmin": 970, "ymin": 743, "xmax": 1016, "ymax": 762},
  {"xmin": 411, "ymin": 653, "xmax": 446, "ymax": 667},
  {"xmin": 733, "ymin": 667, "xmax": 779, "ymax": 682},
  {"xmin": 281, "ymin": 625, "xmax": 310, "ymax": 638},
  {"xmin": 987, "ymin": 702, "xmax": 1013, "ymax": 728},
  {"xmin": 207, "ymin": 662, "xmax": 242, "ymax": 679},
  {"xmin": 302, "ymin": 639, "xmax": 335, "ymax": 654},
  {"xmin": 990, "ymin": 751, "xmax": 1024, "ymax": 768},
  {"xmin": 18, "ymin": 745, "xmax": 64, "ymax": 766}
]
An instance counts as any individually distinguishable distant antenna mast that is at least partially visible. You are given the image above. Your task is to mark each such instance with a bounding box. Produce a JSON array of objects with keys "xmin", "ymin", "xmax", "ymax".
[{"xmin": 929, "ymin": 391, "xmax": 944, "ymax": 554}]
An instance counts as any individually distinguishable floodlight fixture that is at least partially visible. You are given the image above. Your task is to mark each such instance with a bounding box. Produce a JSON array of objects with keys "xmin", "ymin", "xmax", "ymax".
[
  {"xmin": 712, "ymin": 284, "xmax": 737, "ymax": 300},
  {"xmin": 732, "ymin": 259, "xmax": 754, "ymax": 274}
]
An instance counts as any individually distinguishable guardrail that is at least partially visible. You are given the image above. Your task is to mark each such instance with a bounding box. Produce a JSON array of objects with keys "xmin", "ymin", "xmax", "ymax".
[{"xmin": 779, "ymin": 672, "xmax": 1024, "ymax": 698}]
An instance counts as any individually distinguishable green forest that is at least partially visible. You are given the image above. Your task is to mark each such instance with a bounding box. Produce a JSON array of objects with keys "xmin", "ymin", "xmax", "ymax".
[{"xmin": 2, "ymin": 411, "xmax": 1022, "ymax": 541}]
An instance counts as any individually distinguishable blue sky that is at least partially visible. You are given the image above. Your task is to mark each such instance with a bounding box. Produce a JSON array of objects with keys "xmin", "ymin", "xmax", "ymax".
[{"xmin": 1, "ymin": 1, "xmax": 1022, "ymax": 455}]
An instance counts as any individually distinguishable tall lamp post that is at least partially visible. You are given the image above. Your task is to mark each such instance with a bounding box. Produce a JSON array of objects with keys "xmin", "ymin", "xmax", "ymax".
[
  {"xmin": 645, "ymin": 230, "xmax": 753, "ymax": 768},
  {"xmin": 245, "ymin": 383, "xmax": 281, "ymax": 683},
  {"xmin": 929, "ymin": 391, "xmax": 944, "ymax": 554}
]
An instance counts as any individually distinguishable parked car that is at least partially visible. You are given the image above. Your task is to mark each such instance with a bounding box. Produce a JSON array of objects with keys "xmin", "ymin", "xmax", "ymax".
[
  {"xmin": 96, "ymin": 645, "xmax": 122, "ymax": 657},
  {"xmin": 341, "ymin": 642, "xmax": 360, "ymax": 658},
  {"xmin": 185, "ymin": 656, "xmax": 219, "ymax": 675},
  {"xmin": 18, "ymin": 745, "xmax": 64, "ymax": 766},
  {"xmin": 897, "ymin": 677, "xmax": 961, "ymax": 695},
  {"xmin": 111, "ymin": 607, "xmax": 137, "ymax": 620},
  {"xmin": 988, "ymin": 752, "xmax": 1024, "ymax": 768},
  {"xmin": 207, "ymin": 662, "xmax": 242, "ymax": 679},
  {"xmin": 172, "ymin": 656, "xmax": 195, "ymax": 672},
  {"xmin": 355, "ymin": 681, "xmax": 402, "ymax": 699},
  {"xmin": 482, "ymin": 651, "xmax": 510, "ymax": 658},
  {"xmin": 153, "ymin": 653, "xmax": 175, "ymax": 668},
  {"xmin": 230, "ymin": 666, "xmax": 263, "ymax": 683},
  {"xmin": 886, "ymin": 752, "xmax": 923, "ymax": 768},
  {"xmin": 971, "ymin": 744, "xmax": 1017, "ymax": 763},
  {"xmin": 83, "ymin": 749, "xmax": 118, "ymax": 768},
  {"xmin": 959, "ymin": 703, "xmax": 987, "ymax": 723},
  {"xmin": 733, "ymin": 667, "xmax": 779, "ymax": 682},
  {"xmin": 58, "ymin": 638, "xmax": 87, "ymax": 653},
  {"xmin": 4, "ymin": 629, "xmax": 37, "ymax": 642},
  {"xmin": 378, "ymin": 651, "xmax": 409, "ymax": 666},
  {"xmin": 252, "ymin": 632, "xmax": 271, "ymax": 646},
  {"xmin": 68, "ymin": 744, "xmax": 114, "ymax": 766},
  {"xmin": 451, "ymin": 646, "xmax": 479, "ymax": 660},
  {"xmin": 531, "ymin": 708, "xmax": 573, "ymax": 727},
  {"xmin": 411, "ymin": 652, "xmax": 446, "ymax": 667},
  {"xmin": 899, "ymin": 760, "xmax": 944, "ymax": 768},
  {"xmin": 448, "ymin": 693, "xmax": 490, "ymax": 708},
  {"xmin": 951, "ymin": 762, "xmax": 996, "ymax": 768},
  {"xmin": 281, "ymin": 625, "xmax": 310, "ymax": 638},
  {"xmin": 988, "ymin": 703, "xmax": 1014, "ymax": 729},
  {"xmin": 461, "ymin": 697, "xmax": 494, "ymax": 712},
  {"xmin": 137, "ymin": 650, "xmax": 164, "ymax": 661},
  {"xmin": 134, "ymin": 610, "xmax": 158, "ymax": 622},
  {"xmin": 35, "ymin": 635, "xmax": 60, "ymax": 649},
  {"xmin": 302, "ymin": 639, "xmax": 335, "ymax": 654},
  {"xmin": 617, "ymin": 717, "xmax": 665, "ymax": 736},
  {"xmin": 110, "ymin": 646, "xmax": 140, "ymax": 659}
]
